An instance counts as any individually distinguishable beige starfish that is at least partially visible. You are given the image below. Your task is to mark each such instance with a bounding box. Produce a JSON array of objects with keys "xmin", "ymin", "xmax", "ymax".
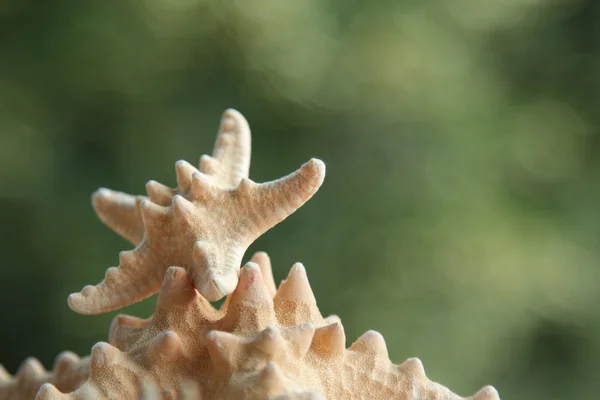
[
  {"xmin": 68, "ymin": 109, "xmax": 326, "ymax": 314},
  {"xmin": 0, "ymin": 353, "xmax": 89, "ymax": 400},
  {"xmin": 35, "ymin": 255, "xmax": 500, "ymax": 400},
  {"xmin": 0, "ymin": 252, "xmax": 330, "ymax": 400},
  {"xmin": 90, "ymin": 109, "xmax": 253, "ymax": 246}
]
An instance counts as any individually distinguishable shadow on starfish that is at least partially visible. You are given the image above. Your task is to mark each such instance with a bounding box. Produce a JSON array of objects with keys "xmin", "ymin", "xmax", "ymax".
[{"xmin": 68, "ymin": 109, "xmax": 326, "ymax": 315}]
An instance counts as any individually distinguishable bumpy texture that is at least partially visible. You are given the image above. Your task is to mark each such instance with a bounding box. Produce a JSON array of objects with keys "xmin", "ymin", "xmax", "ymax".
[
  {"xmin": 36, "ymin": 254, "xmax": 497, "ymax": 400},
  {"xmin": 68, "ymin": 109, "xmax": 326, "ymax": 314},
  {"xmin": 0, "ymin": 354, "xmax": 88, "ymax": 400},
  {"xmin": 0, "ymin": 109, "xmax": 501, "ymax": 399}
]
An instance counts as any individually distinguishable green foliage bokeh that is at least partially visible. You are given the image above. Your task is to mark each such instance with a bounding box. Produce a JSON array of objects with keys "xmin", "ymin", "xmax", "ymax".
[{"xmin": 1, "ymin": 1, "xmax": 599, "ymax": 398}]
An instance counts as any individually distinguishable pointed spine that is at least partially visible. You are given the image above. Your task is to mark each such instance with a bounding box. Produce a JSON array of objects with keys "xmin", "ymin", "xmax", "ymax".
[
  {"xmin": 238, "ymin": 177, "xmax": 255, "ymax": 193},
  {"xmin": 251, "ymin": 251, "xmax": 277, "ymax": 297},
  {"xmin": 205, "ymin": 330, "xmax": 241, "ymax": 377},
  {"xmin": 109, "ymin": 313, "xmax": 150, "ymax": 332},
  {"xmin": 172, "ymin": 194, "xmax": 196, "ymax": 222},
  {"xmin": 191, "ymin": 171, "xmax": 214, "ymax": 198},
  {"xmin": 52, "ymin": 352, "xmax": 79, "ymax": 378},
  {"xmin": 274, "ymin": 263, "xmax": 320, "ymax": 326},
  {"xmin": 252, "ymin": 326, "xmax": 285, "ymax": 358},
  {"xmin": 282, "ymin": 323, "xmax": 315, "ymax": 358},
  {"xmin": 310, "ymin": 322, "xmax": 346, "ymax": 357},
  {"xmin": 150, "ymin": 331, "xmax": 184, "ymax": 362},
  {"xmin": 140, "ymin": 199, "xmax": 170, "ymax": 230},
  {"xmin": 145, "ymin": 180, "xmax": 174, "ymax": 206},
  {"xmin": 175, "ymin": 160, "xmax": 199, "ymax": 193},
  {"xmin": 396, "ymin": 357, "xmax": 426, "ymax": 379},
  {"xmin": 118, "ymin": 250, "xmax": 137, "ymax": 267},
  {"xmin": 199, "ymin": 154, "xmax": 218, "ymax": 175},
  {"xmin": 91, "ymin": 188, "xmax": 145, "ymax": 245},
  {"xmin": 109, "ymin": 324, "xmax": 144, "ymax": 351},
  {"xmin": 89, "ymin": 342, "xmax": 120, "ymax": 373},
  {"xmin": 15, "ymin": 357, "xmax": 46, "ymax": 382},
  {"xmin": 349, "ymin": 330, "xmax": 388, "ymax": 358},
  {"xmin": 35, "ymin": 383, "xmax": 65, "ymax": 400},
  {"xmin": 257, "ymin": 362, "xmax": 286, "ymax": 396},
  {"xmin": 223, "ymin": 262, "xmax": 275, "ymax": 331},
  {"xmin": 0, "ymin": 364, "xmax": 10, "ymax": 382},
  {"xmin": 157, "ymin": 266, "xmax": 199, "ymax": 308},
  {"xmin": 109, "ymin": 314, "xmax": 149, "ymax": 350}
]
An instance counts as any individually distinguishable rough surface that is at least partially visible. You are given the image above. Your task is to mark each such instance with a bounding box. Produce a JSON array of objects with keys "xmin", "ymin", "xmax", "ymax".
[
  {"xmin": 0, "ymin": 354, "xmax": 89, "ymax": 400},
  {"xmin": 34, "ymin": 255, "xmax": 498, "ymax": 400},
  {"xmin": 68, "ymin": 109, "xmax": 326, "ymax": 314}
]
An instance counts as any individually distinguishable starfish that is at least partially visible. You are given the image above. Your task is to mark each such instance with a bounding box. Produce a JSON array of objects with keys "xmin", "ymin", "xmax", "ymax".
[
  {"xmin": 36, "ymin": 256, "xmax": 499, "ymax": 400},
  {"xmin": 68, "ymin": 109, "xmax": 326, "ymax": 315}
]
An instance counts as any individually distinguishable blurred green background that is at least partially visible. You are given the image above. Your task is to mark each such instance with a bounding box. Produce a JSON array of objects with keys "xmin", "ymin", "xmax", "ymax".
[{"xmin": 1, "ymin": 0, "xmax": 599, "ymax": 398}]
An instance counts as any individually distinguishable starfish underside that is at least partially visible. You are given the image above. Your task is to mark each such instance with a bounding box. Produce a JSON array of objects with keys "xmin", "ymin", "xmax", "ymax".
[
  {"xmin": 10, "ymin": 253, "xmax": 498, "ymax": 400},
  {"xmin": 68, "ymin": 109, "xmax": 326, "ymax": 314}
]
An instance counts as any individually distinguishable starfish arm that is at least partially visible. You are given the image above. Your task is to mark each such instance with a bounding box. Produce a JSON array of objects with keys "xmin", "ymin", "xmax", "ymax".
[
  {"xmin": 67, "ymin": 246, "xmax": 164, "ymax": 315},
  {"xmin": 200, "ymin": 108, "xmax": 251, "ymax": 188},
  {"xmin": 191, "ymin": 241, "xmax": 242, "ymax": 302},
  {"xmin": 69, "ymin": 200, "xmax": 175, "ymax": 314},
  {"xmin": 92, "ymin": 188, "xmax": 146, "ymax": 245},
  {"xmin": 241, "ymin": 158, "xmax": 325, "ymax": 236}
]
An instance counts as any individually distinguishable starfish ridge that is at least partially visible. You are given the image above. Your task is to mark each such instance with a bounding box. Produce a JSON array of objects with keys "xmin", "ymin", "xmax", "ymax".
[{"xmin": 68, "ymin": 109, "xmax": 326, "ymax": 315}]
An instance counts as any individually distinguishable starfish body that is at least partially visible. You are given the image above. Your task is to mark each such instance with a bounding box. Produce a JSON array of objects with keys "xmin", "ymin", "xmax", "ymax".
[
  {"xmin": 0, "ymin": 353, "xmax": 89, "ymax": 400},
  {"xmin": 36, "ymin": 255, "xmax": 499, "ymax": 400},
  {"xmin": 68, "ymin": 109, "xmax": 326, "ymax": 314}
]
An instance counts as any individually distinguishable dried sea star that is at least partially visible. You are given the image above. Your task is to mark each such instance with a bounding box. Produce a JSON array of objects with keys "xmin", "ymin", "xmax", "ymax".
[
  {"xmin": 36, "ymin": 254, "xmax": 498, "ymax": 399},
  {"xmin": 68, "ymin": 109, "xmax": 325, "ymax": 314}
]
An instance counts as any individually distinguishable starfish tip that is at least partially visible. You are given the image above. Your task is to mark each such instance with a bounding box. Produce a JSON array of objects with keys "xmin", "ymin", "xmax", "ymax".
[
  {"xmin": 290, "ymin": 262, "xmax": 306, "ymax": 274},
  {"xmin": 472, "ymin": 386, "xmax": 500, "ymax": 400},
  {"xmin": 200, "ymin": 273, "xmax": 239, "ymax": 302},
  {"xmin": 35, "ymin": 383, "xmax": 63, "ymax": 399},
  {"xmin": 223, "ymin": 108, "xmax": 242, "ymax": 118},
  {"xmin": 307, "ymin": 158, "xmax": 326, "ymax": 177},
  {"xmin": 93, "ymin": 187, "xmax": 111, "ymax": 198},
  {"xmin": 91, "ymin": 188, "xmax": 113, "ymax": 207},
  {"xmin": 221, "ymin": 108, "xmax": 247, "ymax": 126},
  {"xmin": 67, "ymin": 292, "xmax": 85, "ymax": 312},
  {"xmin": 244, "ymin": 261, "xmax": 261, "ymax": 272}
]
